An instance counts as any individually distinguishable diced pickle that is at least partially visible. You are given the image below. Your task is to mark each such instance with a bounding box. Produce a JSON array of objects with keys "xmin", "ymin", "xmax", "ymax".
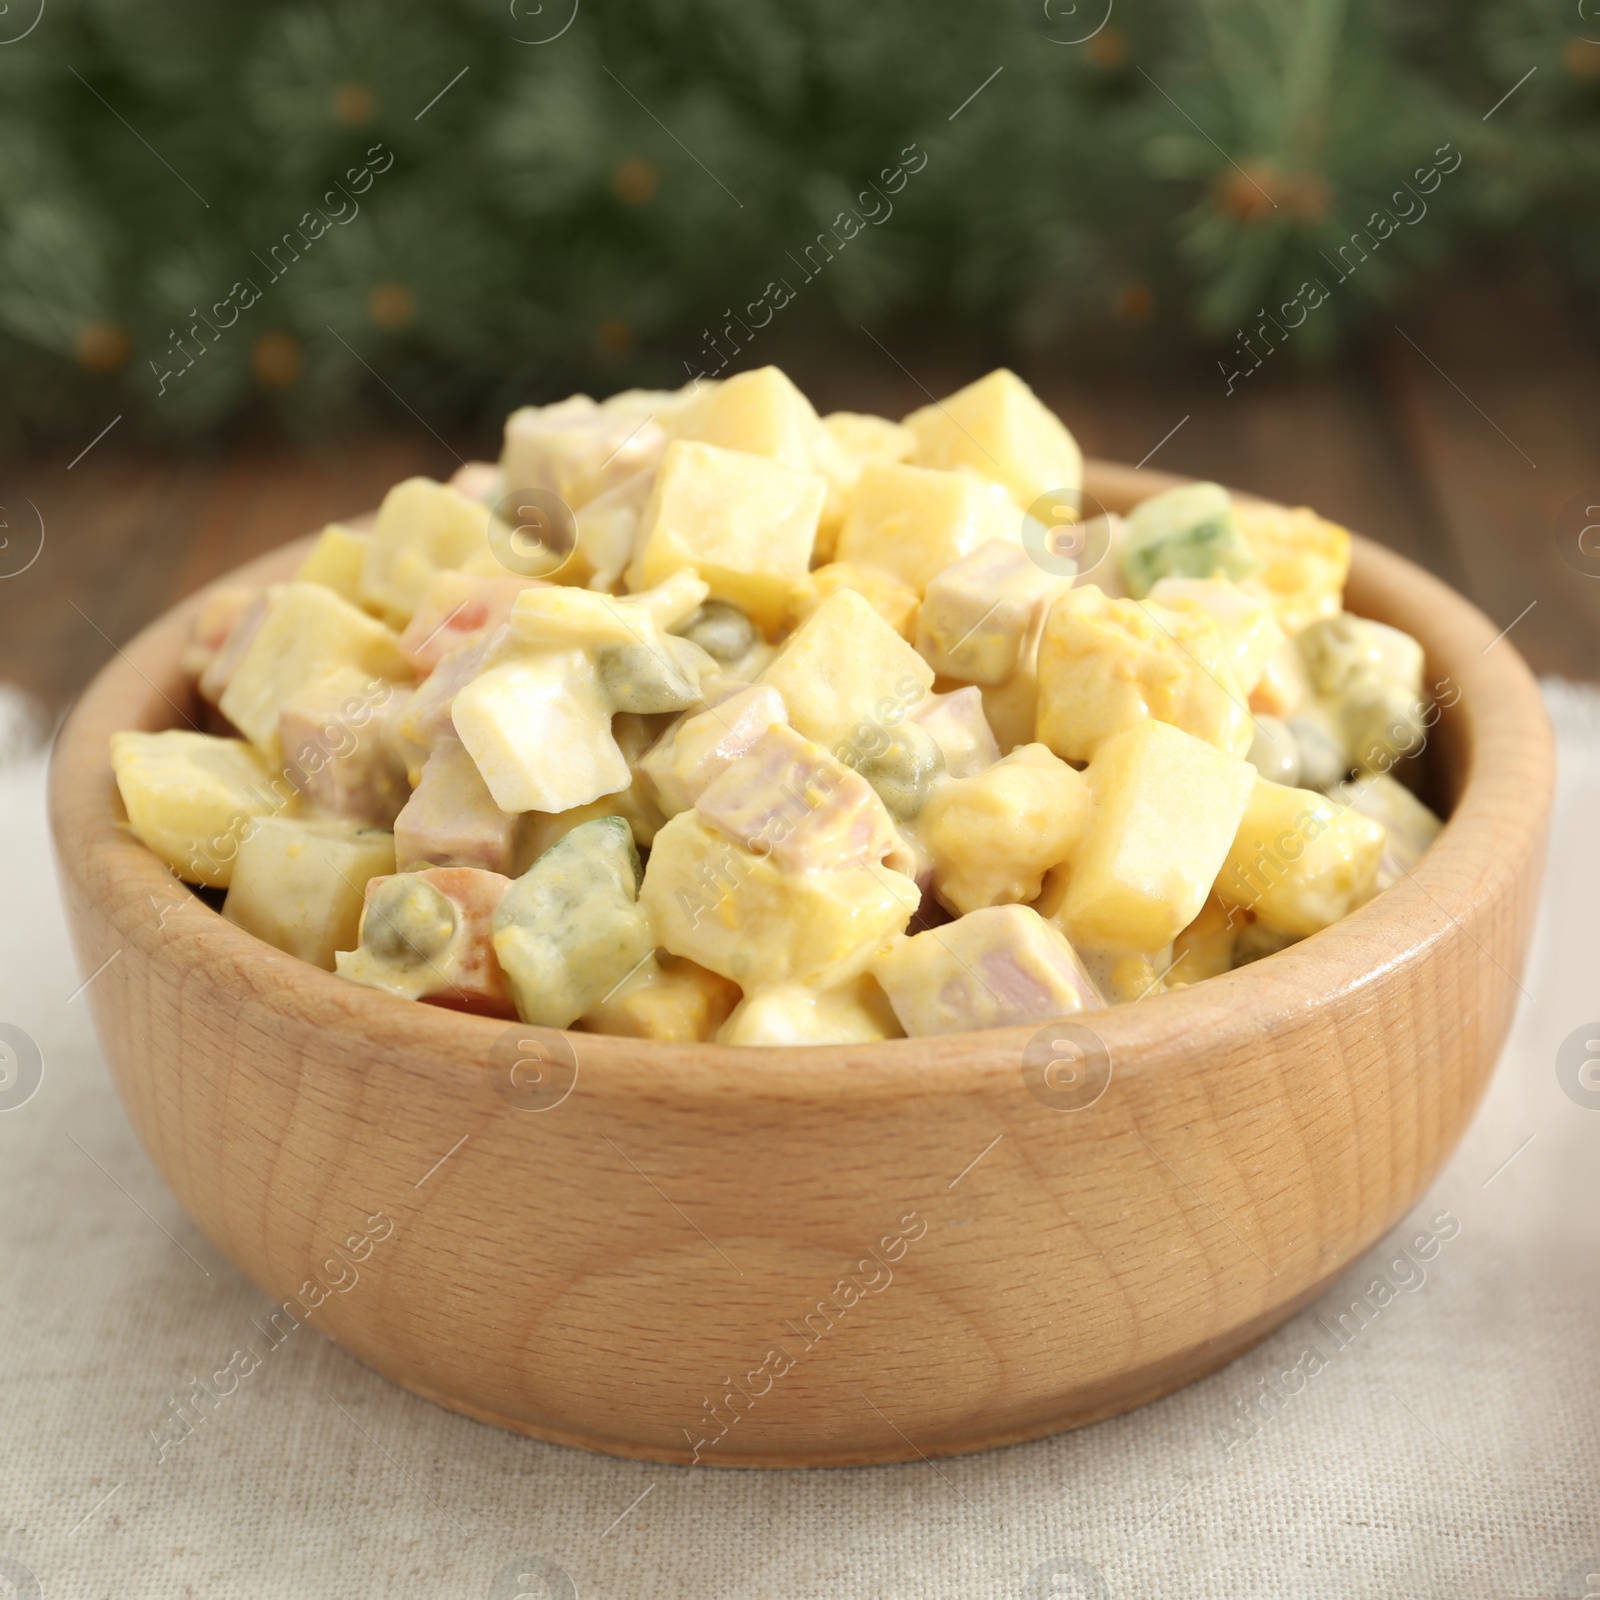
[
  {"xmin": 1120, "ymin": 483, "xmax": 1259, "ymax": 599},
  {"xmin": 492, "ymin": 817, "xmax": 654, "ymax": 1029}
]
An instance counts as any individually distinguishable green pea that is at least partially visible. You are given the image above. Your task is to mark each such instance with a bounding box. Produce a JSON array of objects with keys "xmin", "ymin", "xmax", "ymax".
[
  {"xmin": 857, "ymin": 724, "xmax": 945, "ymax": 820},
  {"xmin": 678, "ymin": 601, "xmax": 755, "ymax": 664},
  {"xmin": 596, "ymin": 644, "xmax": 700, "ymax": 714},
  {"xmin": 365, "ymin": 876, "xmax": 456, "ymax": 965},
  {"xmin": 1287, "ymin": 714, "xmax": 1350, "ymax": 793}
]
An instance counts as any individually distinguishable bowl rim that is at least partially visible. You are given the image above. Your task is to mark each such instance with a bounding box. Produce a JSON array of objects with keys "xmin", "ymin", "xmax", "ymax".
[{"xmin": 48, "ymin": 458, "xmax": 1555, "ymax": 1108}]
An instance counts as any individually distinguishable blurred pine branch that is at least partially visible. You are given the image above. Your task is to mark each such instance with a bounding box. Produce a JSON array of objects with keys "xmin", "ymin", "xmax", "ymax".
[{"xmin": 0, "ymin": 0, "xmax": 1593, "ymax": 443}]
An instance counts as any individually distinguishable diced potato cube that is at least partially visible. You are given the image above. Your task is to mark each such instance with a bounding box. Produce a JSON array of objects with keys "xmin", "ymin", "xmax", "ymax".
[
  {"xmin": 566, "ymin": 468, "xmax": 655, "ymax": 593},
  {"xmin": 822, "ymin": 412, "xmax": 915, "ymax": 469},
  {"xmin": 1147, "ymin": 576, "xmax": 1287, "ymax": 696},
  {"xmin": 788, "ymin": 562, "xmax": 920, "ymax": 642},
  {"xmin": 1035, "ymin": 585, "xmax": 1253, "ymax": 762},
  {"xmin": 756, "ymin": 589, "xmax": 934, "ymax": 759},
  {"xmin": 917, "ymin": 539, "xmax": 1072, "ymax": 684},
  {"xmin": 836, "ymin": 463, "xmax": 1019, "ymax": 596},
  {"xmin": 1056, "ymin": 719, "xmax": 1256, "ymax": 952},
  {"xmin": 293, "ymin": 524, "xmax": 371, "ymax": 602},
  {"xmin": 223, "ymin": 817, "xmax": 395, "ymax": 969},
  {"xmin": 641, "ymin": 811, "xmax": 916, "ymax": 988},
  {"xmin": 1120, "ymin": 482, "xmax": 1260, "ymax": 598},
  {"xmin": 1331, "ymin": 772, "xmax": 1443, "ymax": 891},
  {"xmin": 669, "ymin": 366, "xmax": 820, "ymax": 471},
  {"xmin": 336, "ymin": 867, "xmax": 515, "ymax": 1015},
  {"xmin": 628, "ymin": 440, "xmax": 825, "ymax": 634},
  {"xmin": 500, "ymin": 395, "xmax": 666, "ymax": 512},
  {"xmin": 920, "ymin": 744, "xmax": 1090, "ymax": 915},
  {"xmin": 1074, "ymin": 943, "xmax": 1173, "ymax": 1004},
  {"xmin": 1168, "ymin": 896, "xmax": 1237, "ymax": 987},
  {"xmin": 666, "ymin": 366, "xmax": 854, "ymax": 554},
  {"xmin": 359, "ymin": 478, "xmax": 512, "ymax": 627},
  {"xmin": 872, "ymin": 905, "xmax": 1101, "ymax": 1036},
  {"xmin": 219, "ymin": 582, "xmax": 409, "ymax": 763},
  {"xmin": 637, "ymin": 683, "xmax": 788, "ymax": 817},
  {"xmin": 902, "ymin": 369, "xmax": 1082, "ymax": 510},
  {"xmin": 979, "ymin": 629, "xmax": 1049, "ymax": 755},
  {"xmin": 1213, "ymin": 778, "xmax": 1385, "ymax": 937},
  {"xmin": 503, "ymin": 582, "xmax": 712, "ymax": 720},
  {"xmin": 182, "ymin": 585, "xmax": 260, "ymax": 682},
  {"xmin": 279, "ymin": 665, "xmax": 408, "ymax": 826},
  {"xmin": 579, "ymin": 954, "xmax": 741, "ymax": 1042},
  {"xmin": 1234, "ymin": 501, "xmax": 1351, "ymax": 635},
  {"xmin": 621, "ymin": 568, "xmax": 713, "ymax": 634},
  {"xmin": 395, "ymin": 736, "xmax": 519, "ymax": 874},
  {"xmin": 695, "ymin": 724, "xmax": 909, "ymax": 875},
  {"xmin": 398, "ymin": 571, "xmax": 546, "ymax": 676},
  {"xmin": 605, "ymin": 381, "xmax": 707, "ymax": 427},
  {"xmin": 492, "ymin": 817, "xmax": 654, "ymax": 1029},
  {"xmin": 1250, "ymin": 632, "xmax": 1309, "ymax": 718},
  {"xmin": 197, "ymin": 590, "xmax": 269, "ymax": 706},
  {"xmin": 452, "ymin": 650, "xmax": 626, "ymax": 814},
  {"xmin": 111, "ymin": 730, "xmax": 293, "ymax": 889},
  {"xmin": 716, "ymin": 974, "xmax": 903, "ymax": 1046}
]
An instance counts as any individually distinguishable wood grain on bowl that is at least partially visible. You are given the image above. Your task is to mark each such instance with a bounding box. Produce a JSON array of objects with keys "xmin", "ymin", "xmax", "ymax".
[{"xmin": 47, "ymin": 461, "xmax": 1554, "ymax": 1467}]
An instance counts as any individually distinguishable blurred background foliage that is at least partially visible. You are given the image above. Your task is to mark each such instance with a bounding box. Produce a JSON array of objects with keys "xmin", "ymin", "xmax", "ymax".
[{"xmin": 1, "ymin": 0, "xmax": 1596, "ymax": 444}]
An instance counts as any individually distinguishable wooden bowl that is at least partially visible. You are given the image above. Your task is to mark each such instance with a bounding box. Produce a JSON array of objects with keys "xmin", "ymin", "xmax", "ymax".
[{"xmin": 48, "ymin": 460, "xmax": 1554, "ymax": 1467}]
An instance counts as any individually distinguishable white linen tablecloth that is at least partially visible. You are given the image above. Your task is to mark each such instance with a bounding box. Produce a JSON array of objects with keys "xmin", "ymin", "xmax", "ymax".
[{"xmin": 1, "ymin": 680, "xmax": 1596, "ymax": 1600}]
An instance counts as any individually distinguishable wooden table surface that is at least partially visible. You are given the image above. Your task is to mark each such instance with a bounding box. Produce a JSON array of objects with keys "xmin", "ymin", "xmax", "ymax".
[{"xmin": 5, "ymin": 270, "xmax": 1596, "ymax": 717}]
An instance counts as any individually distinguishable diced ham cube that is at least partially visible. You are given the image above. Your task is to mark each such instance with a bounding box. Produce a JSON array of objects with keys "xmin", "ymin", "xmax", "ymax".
[
  {"xmin": 387, "ymin": 627, "xmax": 506, "ymax": 781},
  {"xmin": 637, "ymin": 683, "xmax": 787, "ymax": 817},
  {"xmin": 906, "ymin": 687, "xmax": 1001, "ymax": 778},
  {"xmin": 694, "ymin": 723, "xmax": 912, "ymax": 875},
  {"xmin": 395, "ymin": 737, "xmax": 519, "ymax": 874},
  {"xmin": 398, "ymin": 571, "xmax": 548, "ymax": 676},
  {"xmin": 871, "ymin": 905, "xmax": 1102, "ymax": 1036},
  {"xmin": 183, "ymin": 585, "xmax": 262, "ymax": 684},
  {"xmin": 279, "ymin": 666, "xmax": 409, "ymax": 827},
  {"xmin": 916, "ymin": 539, "xmax": 1069, "ymax": 684},
  {"xmin": 197, "ymin": 589, "xmax": 270, "ymax": 706}
]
